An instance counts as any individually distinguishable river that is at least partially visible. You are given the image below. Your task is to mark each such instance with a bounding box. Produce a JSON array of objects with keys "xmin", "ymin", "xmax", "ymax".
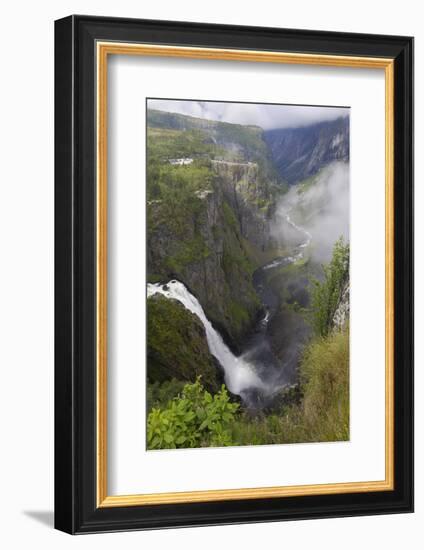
[{"xmin": 147, "ymin": 210, "xmax": 312, "ymax": 409}]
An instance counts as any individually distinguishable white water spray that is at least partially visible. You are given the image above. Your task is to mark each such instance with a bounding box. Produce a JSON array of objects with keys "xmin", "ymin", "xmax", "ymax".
[
  {"xmin": 147, "ymin": 213, "xmax": 312, "ymax": 400},
  {"xmin": 147, "ymin": 280, "xmax": 267, "ymax": 395}
]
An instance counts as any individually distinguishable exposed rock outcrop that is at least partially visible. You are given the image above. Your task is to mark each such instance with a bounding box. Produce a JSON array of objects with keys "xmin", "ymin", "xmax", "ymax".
[
  {"xmin": 332, "ymin": 282, "xmax": 350, "ymax": 331},
  {"xmin": 147, "ymin": 162, "xmax": 275, "ymax": 348},
  {"xmin": 147, "ymin": 294, "xmax": 220, "ymax": 391},
  {"xmin": 211, "ymin": 160, "xmax": 275, "ymax": 251},
  {"xmin": 264, "ymin": 117, "xmax": 349, "ymax": 184}
]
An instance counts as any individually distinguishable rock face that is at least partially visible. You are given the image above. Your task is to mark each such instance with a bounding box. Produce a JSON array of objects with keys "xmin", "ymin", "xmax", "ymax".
[
  {"xmin": 147, "ymin": 109, "xmax": 281, "ymax": 183},
  {"xmin": 332, "ymin": 282, "xmax": 350, "ymax": 331},
  {"xmin": 146, "ymin": 109, "xmax": 282, "ymax": 348},
  {"xmin": 211, "ymin": 160, "xmax": 275, "ymax": 251},
  {"xmin": 148, "ymin": 160, "xmax": 275, "ymax": 347},
  {"xmin": 264, "ymin": 117, "xmax": 349, "ymax": 184},
  {"xmin": 147, "ymin": 294, "xmax": 220, "ymax": 391}
]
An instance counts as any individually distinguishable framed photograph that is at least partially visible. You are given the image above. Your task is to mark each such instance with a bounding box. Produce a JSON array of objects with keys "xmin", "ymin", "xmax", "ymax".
[{"xmin": 54, "ymin": 15, "xmax": 413, "ymax": 534}]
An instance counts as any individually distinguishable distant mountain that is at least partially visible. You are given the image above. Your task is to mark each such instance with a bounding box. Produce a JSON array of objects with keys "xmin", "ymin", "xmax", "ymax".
[
  {"xmin": 147, "ymin": 109, "xmax": 281, "ymax": 183},
  {"xmin": 264, "ymin": 117, "xmax": 349, "ymax": 185}
]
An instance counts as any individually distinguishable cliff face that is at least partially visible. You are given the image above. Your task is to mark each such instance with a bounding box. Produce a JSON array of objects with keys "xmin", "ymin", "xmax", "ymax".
[
  {"xmin": 211, "ymin": 160, "xmax": 275, "ymax": 251},
  {"xmin": 148, "ymin": 160, "xmax": 275, "ymax": 347},
  {"xmin": 264, "ymin": 117, "xmax": 349, "ymax": 185},
  {"xmin": 332, "ymin": 282, "xmax": 350, "ymax": 331},
  {"xmin": 147, "ymin": 294, "xmax": 220, "ymax": 391},
  {"xmin": 146, "ymin": 110, "xmax": 281, "ymax": 348},
  {"xmin": 147, "ymin": 109, "xmax": 282, "ymax": 183}
]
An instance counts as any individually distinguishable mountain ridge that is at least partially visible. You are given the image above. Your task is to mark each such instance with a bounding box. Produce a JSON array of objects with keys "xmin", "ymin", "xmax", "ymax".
[
  {"xmin": 148, "ymin": 108, "xmax": 349, "ymax": 186},
  {"xmin": 264, "ymin": 116, "xmax": 349, "ymax": 185}
]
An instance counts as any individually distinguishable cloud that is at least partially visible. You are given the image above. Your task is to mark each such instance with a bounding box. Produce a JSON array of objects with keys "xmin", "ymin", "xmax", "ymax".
[
  {"xmin": 147, "ymin": 99, "xmax": 349, "ymax": 130},
  {"xmin": 272, "ymin": 162, "xmax": 349, "ymax": 264}
]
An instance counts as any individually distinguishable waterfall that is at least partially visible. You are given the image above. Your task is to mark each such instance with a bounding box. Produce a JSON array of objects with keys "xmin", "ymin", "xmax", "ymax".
[
  {"xmin": 147, "ymin": 280, "xmax": 267, "ymax": 395},
  {"xmin": 147, "ymin": 215, "xmax": 312, "ymax": 401}
]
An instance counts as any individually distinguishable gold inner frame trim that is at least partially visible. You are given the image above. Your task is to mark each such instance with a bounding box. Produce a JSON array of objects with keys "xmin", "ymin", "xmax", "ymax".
[{"xmin": 96, "ymin": 41, "xmax": 395, "ymax": 508}]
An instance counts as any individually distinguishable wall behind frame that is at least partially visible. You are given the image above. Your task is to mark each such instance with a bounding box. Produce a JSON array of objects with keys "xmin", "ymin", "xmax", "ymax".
[{"xmin": 0, "ymin": 0, "xmax": 419, "ymax": 548}]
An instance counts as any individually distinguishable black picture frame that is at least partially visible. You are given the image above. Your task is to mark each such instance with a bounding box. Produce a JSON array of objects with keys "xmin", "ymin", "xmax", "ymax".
[{"xmin": 55, "ymin": 14, "xmax": 414, "ymax": 534}]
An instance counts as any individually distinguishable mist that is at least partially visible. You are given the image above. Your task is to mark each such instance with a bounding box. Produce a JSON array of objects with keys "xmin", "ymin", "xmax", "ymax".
[
  {"xmin": 148, "ymin": 99, "xmax": 349, "ymax": 130},
  {"xmin": 272, "ymin": 162, "xmax": 349, "ymax": 264}
]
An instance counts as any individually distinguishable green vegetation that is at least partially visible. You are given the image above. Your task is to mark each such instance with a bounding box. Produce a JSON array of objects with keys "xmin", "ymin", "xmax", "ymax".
[
  {"xmin": 242, "ymin": 239, "xmax": 289, "ymax": 267},
  {"xmin": 147, "ymin": 378, "xmax": 186, "ymax": 413},
  {"xmin": 296, "ymin": 329, "xmax": 349, "ymax": 441},
  {"xmin": 145, "ymin": 108, "xmax": 350, "ymax": 450},
  {"xmin": 230, "ymin": 330, "xmax": 349, "ymax": 444},
  {"xmin": 310, "ymin": 237, "xmax": 350, "ymax": 337},
  {"xmin": 146, "ymin": 237, "xmax": 350, "ymax": 449},
  {"xmin": 165, "ymin": 235, "xmax": 211, "ymax": 274},
  {"xmin": 265, "ymin": 254, "xmax": 317, "ymax": 339},
  {"xmin": 147, "ymin": 162, "xmax": 214, "ymax": 208},
  {"xmin": 147, "ymin": 330, "xmax": 349, "ymax": 448},
  {"xmin": 147, "ymin": 165, "xmax": 261, "ymax": 340},
  {"xmin": 219, "ymin": 199, "xmax": 261, "ymax": 336},
  {"xmin": 147, "ymin": 379, "xmax": 239, "ymax": 449},
  {"xmin": 147, "ymin": 126, "xmax": 224, "ymax": 164},
  {"xmin": 147, "ymin": 161, "xmax": 214, "ymax": 276},
  {"xmin": 147, "ymin": 295, "xmax": 219, "ymax": 392},
  {"xmin": 296, "ymin": 170, "xmax": 321, "ymax": 194},
  {"xmin": 146, "ymin": 110, "xmax": 277, "ymax": 343},
  {"xmin": 147, "ymin": 109, "xmax": 283, "ymax": 181},
  {"xmin": 148, "ymin": 109, "xmax": 264, "ymax": 157}
]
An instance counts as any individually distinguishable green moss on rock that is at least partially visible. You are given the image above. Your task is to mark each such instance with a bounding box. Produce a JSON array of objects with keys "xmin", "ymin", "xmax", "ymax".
[{"xmin": 147, "ymin": 295, "xmax": 219, "ymax": 392}]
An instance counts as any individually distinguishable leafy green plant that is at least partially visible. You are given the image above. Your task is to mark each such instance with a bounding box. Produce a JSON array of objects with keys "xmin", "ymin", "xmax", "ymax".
[
  {"xmin": 310, "ymin": 237, "xmax": 349, "ymax": 337},
  {"xmin": 147, "ymin": 379, "xmax": 186, "ymax": 413},
  {"xmin": 147, "ymin": 378, "xmax": 239, "ymax": 450}
]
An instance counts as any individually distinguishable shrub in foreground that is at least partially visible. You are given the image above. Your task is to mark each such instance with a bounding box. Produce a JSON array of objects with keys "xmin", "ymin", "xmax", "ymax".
[{"xmin": 147, "ymin": 378, "xmax": 239, "ymax": 450}]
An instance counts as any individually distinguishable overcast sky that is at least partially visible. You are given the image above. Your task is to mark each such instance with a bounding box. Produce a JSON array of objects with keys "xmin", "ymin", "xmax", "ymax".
[{"xmin": 147, "ymin": 99, "xmax": 349, "ymax": 130}]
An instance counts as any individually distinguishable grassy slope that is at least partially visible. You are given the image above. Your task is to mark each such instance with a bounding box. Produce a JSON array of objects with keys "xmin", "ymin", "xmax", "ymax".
[
  {"xmin": 147, "ymin": 295, "xmax": 220, "ymax": 392},
  {"xmin": 147, "ymin": 329, "xmax": 349, "ymax": 448},
  {"xmin": 147, "ymin": 109, "xmax": 283, "ymax": 183},
  {"xmin": 230, "ymin": 329, "xmax": 349, "ymax": 445}
]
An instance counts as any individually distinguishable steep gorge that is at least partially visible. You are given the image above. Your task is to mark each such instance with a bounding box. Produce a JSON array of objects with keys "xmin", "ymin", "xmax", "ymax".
[
  {"xmin": 148, "ymin": 158, "xmax": 278, "ymax": 347},
  {"xmin": 147, "ymin": 111, "xmax": 283, "ymax": 348},
  {"xmin": 264, "ymin": 116, "xmax": 349, "ymax": 184},
  {"xmin": 146, "ymin": 109, "xmax": 349, "ymax": 407}
]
